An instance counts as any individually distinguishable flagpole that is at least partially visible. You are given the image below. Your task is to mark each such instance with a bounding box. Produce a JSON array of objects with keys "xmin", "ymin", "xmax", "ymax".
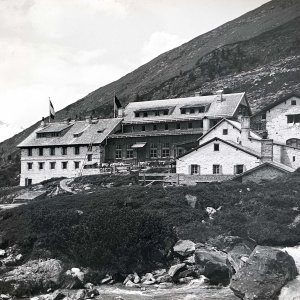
[
  {"xmin": 49, "ymin": 97, "xmax": 51, "ymax": 123},
  {"xmin": 113, "ymin": 92, "xmax": 116, "ymax": 118}
]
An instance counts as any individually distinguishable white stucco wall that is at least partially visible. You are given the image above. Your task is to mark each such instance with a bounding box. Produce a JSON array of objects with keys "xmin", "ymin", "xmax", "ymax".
[
  {"xmin": 266, "ymin": 96, "xmax": 300, "ymax": 143},
  {"xmin": 272, "ymin": 143, "xmax": 300, "ymax": 169},
  {"xmin": 176, "ymin": 140, "xmax": 261, "ymax": 175},
  {"xmin": 20, "ymin": 145, "xmax": 103, "ymax": 186}
]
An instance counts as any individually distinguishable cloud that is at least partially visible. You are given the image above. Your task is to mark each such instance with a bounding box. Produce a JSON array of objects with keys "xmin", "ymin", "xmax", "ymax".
[{"xmin": 141, "ymin": 31, "xmax": 187, "ymax": 63}]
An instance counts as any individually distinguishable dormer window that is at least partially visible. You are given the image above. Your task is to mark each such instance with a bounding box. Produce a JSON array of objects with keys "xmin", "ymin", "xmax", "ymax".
[
  {"xmin": 143, "ymin": 112, "xmax": 148, "ymax": 117},
  {"xmin": 135, "ymin": 112, "xmax": 140, "ymax": 118},
  {"xmin": 163, "ymin": 109, "xmax": 168, "ymax": 115},
  {"xmin": 190, "ymin": 108, "xmax": 195, "ymax": 114},
  {"xmin": 181, "ymin": 108, "xmax": 186, "ymax": 114},
  {"xmin": 198, "ymin": 106, "xmax": 205, "ymax": 113},
  {"xmin": 292, "ymin": 100, "xmax": 297, "ymax": 105},
  {"xmin": 155, "ymin": 111, "xmax": 160, "ymax": 116}
]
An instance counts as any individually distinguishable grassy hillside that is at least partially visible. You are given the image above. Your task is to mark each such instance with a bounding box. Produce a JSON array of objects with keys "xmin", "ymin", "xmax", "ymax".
[
  {"xmin": 1, "ymin": 171, "xmax": 300, "ymax": 272},
  {"xmin": 0, "ymin": 0, "xmax": 300, "ymax": 179}
]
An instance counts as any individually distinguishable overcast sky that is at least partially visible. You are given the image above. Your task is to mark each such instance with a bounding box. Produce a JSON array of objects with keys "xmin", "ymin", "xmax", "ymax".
[{"xmin": 0, "ymin": 0, "xmax": 269, "ymax": 132}]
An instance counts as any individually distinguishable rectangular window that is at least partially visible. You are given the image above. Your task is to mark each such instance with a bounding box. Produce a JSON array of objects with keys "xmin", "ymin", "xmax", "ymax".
[
  {"xmin": 176, "ymin": 123, "xmax": 181, "ymax": 129},
  {"xmin": 177, "ymin": 148, "xmax": 183, "ymax": 156},
  {"xmin": 155, "ymin": 111, "xmax": 160, "ymax": 116},
  {"xmin": 74, "ymin": 146, "xmax": 80, "ymax": 155},
  {"xmin": 235, "ymin": 164, "xmax": 244, "ymax": 174},
  {"xmin": 150, "ymin": 143, "xmax": 157, "ymax": 158},
  {"xmin": 190, "ymin": 108, "xmax": 195, "ymax": 114},
  {"xmin": 181, "ymin": 108, "xmax": 186, "ymax": 114},
  {"xmin": 135, "ymin": 112, "xmax": 140, "ymax": 118},
  {"xmin": 188, "ymin": 122, "xmax": 193, "ymax": 129},
  {"xmin": 292, "ymin": 100, "xmax": 297, "ymax": 105},
  {"xmin": 295, "ymin": 115, "xmax": 300, "ymax": 123},
  {"xmin": 62, "ymin": 147, "xmax": 67, "ymax": 155},
  {"xmin": 143, "ymin": 112, "xmax": 148, "ymax": 117},
  {"xmin": 293, "ymin": 156, "xmax": 296, "ymax": 162},
  {"xmin": 126, "ymin": 149, "xmax": 134, "ymax": 158},
  {"xmin": 162, "ymin": 149, "xmax": 170, "ymax": 158},
  {"xmin": 163, "ymin": 109, "xmax": 169, "ymax": 115},
  {"xmin": 261, "ymin": 113, "xmax": 266, "ymax": 120},
  {"xmin": 287, "ymin": 115, "xmax": 294, "ymax": 124},
  {"xmin": 191, "ymin": 164, "xmax": 200, "ymax": 175},
  {"xmin": 213, "ymin": 164, "xmax": 221, "ymax": 174},
  {"xmin": 50, "ymin": 147, "xmax": 55, "ymax": 156},
  {"xmin": 27, "ymin": 162, "xmax": 33, "ymax": 170},
  {"xmin": 28, "ymin": 148, "xmax": 32, "ymax": 156},
  {"xmin": 38, "ymin": 162, "xmax": 44, "ymax": 170},
  {"xmin": 199, "ymin": 106, "xmax": 205, "ymax": 113},
  {"xmin": 115, "ymin": 145, "xmax": 122, "ymax": 159},
  {"xmin": 38, "ymin": 148, "xmax": 43, "ymax": 156},
  {"xmin": 214, "ymin": 143, "xmax": 220, "ymax": 151},
  {"xmin": 87, "ymin": 154, "xmax": 92, "ymax": 161},
  {"xmin": 62, "ymin": 162, "xmax": 68, "ymax": 169},
  {"xmin": 74, "ymin": 161, "xmax": 80, "ymax": 169},
  {"xmin": 50, "ymin": 162, "xmax": 56, "ymax": 169},
  {"xmin": 164, "ymin": 124, "xmax": 169, "ymax": 130},
  {"xmin": 153, "ymin": 124, "xmax": 157, "ymax": 131},
  {"xmin": 141, "ymin": 125, "xmax": 146, "ymax": 131},
  {"xmin": 223, "ymin": 129, "xmax": 228, "ymax": 135}
]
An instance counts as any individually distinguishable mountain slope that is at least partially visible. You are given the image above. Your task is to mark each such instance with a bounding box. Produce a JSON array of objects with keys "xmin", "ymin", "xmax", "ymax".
[{"xmin": 1, "ymin": 0, "xmax": 300, "ymax": 167}]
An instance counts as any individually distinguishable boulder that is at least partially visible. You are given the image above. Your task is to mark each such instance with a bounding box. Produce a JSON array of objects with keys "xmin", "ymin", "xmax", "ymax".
[
  {"xmin": 0, "ymin": 259, "xmax": 63, "ymax": 297},
  {"xmin": 168, "ymin": 263, "xmax": 186, "ymax": 278},
  {"xmin": 173, "ymin": 240, "xmax": 196, "ymax": 257},
  {"xmin": 156, "ymin": 274, "xmax": 172, "ymax": 284},
  {"xmin": 51, "ymin": 290, "xmax": 66, "ymax": 300},
  {"xmin": 0, "ymin": 249, "xmax": 5, "ymax": 257},
  {"xmin": 194, "ymin": 248, "xmax": 233, "ymax": 285},
  {"xmin": 185, "ymin": 195, "xmax": 197, "ymax": 208},
  {"xmin": 133, "ymin": 272, "xmax": 140, "ymax": 284},
  {"xmin": 101, "ymin": 274, "xmax": 113, "ymax": 284},
  {"xmin": 178, "ymin": 276, "xmax": 194, "ymax": 284},
  {"xmin": 125, "ymin": 280, "xmax": 139, "ymax": 288},
  {"xmin": 230, "ymin": 246, "xmax": 298, "ymax": 300},
  {"xmin": 141, "ymin": 273, "xmax": 156, "ymax": 285}
]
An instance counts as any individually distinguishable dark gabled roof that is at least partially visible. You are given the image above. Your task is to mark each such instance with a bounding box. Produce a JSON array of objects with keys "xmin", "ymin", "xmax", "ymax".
[
  {"xmin": 176, "ymin": 137, "xmax": 261, "ymax": 160},
  {"xmin": 233, "ymin": 161, "xmax": 294, "ymax": 180},
  {"xmin": 252, "ymin": 92, "xmax": 300, "ymax": 117}
]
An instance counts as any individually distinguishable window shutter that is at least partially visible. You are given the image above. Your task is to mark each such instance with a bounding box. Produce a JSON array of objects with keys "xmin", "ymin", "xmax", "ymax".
[
  {"xmin": 220, "ymin": 165, "xmax": 223, "ymax": 175},
  {"xmin": 198, "ymin": 165, "xmax": 201, "ymax": 175},
  {"xmin": 234, "ymin": 165, "xmax": 237, "ymax": 175},
  {"xmin": 188, "ymin": 165, "xmax": 192, "ymax": 175}
]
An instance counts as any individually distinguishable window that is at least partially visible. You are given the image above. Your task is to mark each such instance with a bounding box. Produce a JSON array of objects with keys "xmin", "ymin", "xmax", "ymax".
[
  {"xmin": 87, "ymin": 154, "xmax": 92, "ymax": 161},
  {"xmin": 190, "ymin": 108, "xmax": 195, "ymax": 114},
  {"xmin": 126, "ymin": 149, "xmax": 134, "ymax": 158},
  {"xmin": 150, "ymin": 144, "xmax": 158, "ymax": 158},
  {"xmin": 287, "ymin": 114, "xmax": 300, "ymax": 124},
  {"xmin": 176, "ymin": 123, "xmax": 181, "ymax": 130},
  {"xmin": 198, "ymin": 106, "xmax": 205, "ymax": 113},
  {"xmin": 50, "ymin": 147, "xmax": 55, "ymax": 156},
  {"xmin": 27, "ymin": 162, "xmax": 33, "ymax": 170},
  {"xmin": 38, "ymin": 148, "xmax": 43, "ymax": 156},
  {"xmin": 74, "ymin": 146, "xmax": 80, "ymax": 155},
  {"xmin": 141, "ymin": 125, "xmax": 146, "ymax": 131},
  {"xmin": 62, "ymin": 147, "xmax": 67, "ymax": 155},
  {"xmin": 74, "ymin": 161, "xmax": 80, "ymax": 169},
  {"xmin": 223, "ymin": 129, "xmax": 228, "ymax": 135},
  {"xmin": 27, "ymin": 178, "xmax": 32, "ymax": 186},
  {"xmin": 28, "ymin": 148, "xmax": 32, "ymax": 156},
  {"xmin": 162, "ymin": 142, "xmax": 170, "ymax": 158},
  {"xmin": 213, "ymin": 164, "xmax": 221, "ymax": 174},
  {"xmin": 261, "ymin": 113, "xmax": 266, "ymax": 120},
  {"xmin": 155, "ymin": 111, "xmax": 160, "ymax": 116},
  {"xmin": 135, "ymin": 112, "xmax": 140, "ymax": 118},
  {"xmin": 191, "ymin": 164, "xmax": 200, "ymax": 175},
  {"xmin": 62, "ymin": 162, "xmax": 68, "ymax": 169},
  {"xmin": 164, "ymin": 123, "xmax": 169, "ymax": 130},
  {"xmin": 293, "ymin": 156, "xmax": 296, "ymax": 162},
  {"xmin": 181, "ymin": 108, "xmax": 186, "ymax": 114},
  {"xmin": 177, "ymin": 148, "xmax": 184, "ymax": 156},
  {"xmin": 292, "ymin": 100, "xmax": 297, "ymax": 105},
  {"xmin": 214, "ymin": 143, "xmax": 220, "ymax": 151},
  {"xmin": 286, "ymin": 139, "xmax": 300, "ymax": 148},
  {"xmin": 163, "ymin": 110, "xmax": 168, "ymax": 115},
  {"xmin": 50, "ymin": 162, "xmax": 56, "ymax": 169},
  {"xmin": 115, "ymin": 145, "xmax": 122, "ymax": 159},
  {"xmin": 143, "ymin": 112, "xmax": 148, "ymax": 117},
  {"xmin": 188, "ymin": 122, "xmax": 193, "ymax": 129},
  {"xmin": 38, "ymin": 162, "xmax": 44, "ymax": 170},
  {"xmin": 235, "ymin": 164, "xmax": 244, "ymax": 174},
  {"xmin": 153, "ymin": 124, "xmax": 157, "ymax": 131}
]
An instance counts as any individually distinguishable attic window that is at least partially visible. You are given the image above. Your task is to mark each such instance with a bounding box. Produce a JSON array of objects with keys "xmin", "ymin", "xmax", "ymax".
[
  {"xmin": 223, "ymin": 129, "xmax": 228, "ymax": 135},
  {"xmin": 292, "ymin": 100, "xmax": 297, "ymax": 105},
  {"xmin": 163, "ymin": 109, "xmax": 169, "ymax": 115},
  {"xmin": 214, "ymin": 143, "xmax": 220, "ymax": 151},
  {"xmin": 261, "ymin": 113, "xmax": 266, "ymax": 120},
  {"xmin": 97, "ymin": 129, "xmax": 104, "ymax": 133},
  {"xmin": 73, "ymin": 132, "xmax": 83, "ymax": 138},
  {"xmin": 181, "ymin": 108, "xmax": 186, "ymax": 114},
  {"xmin": 135, "ymin": 112, "xmax": 140, "ymax": 118},
  {"xmin": 198, "ymin": 106, "xmax": 206, "ymax": 113},
  {"xmin": 190, "ymin": 108, "xmax": 195, "ymax": 114}
]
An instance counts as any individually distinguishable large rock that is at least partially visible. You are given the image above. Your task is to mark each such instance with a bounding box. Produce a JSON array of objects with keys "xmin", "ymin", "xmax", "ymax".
[
  {"xmin": 168, "ymin": 263, "xmax": 186, "ymax": 278},
  {"xmin": 230, "ymin": 246, "xmax": 298, "ymax": 300},
  {"xmin": 173, "ymin": 240, "xmax": 196, "ymax": 257},
  {"xmin": 194, "ymin": 247, "xmax": 233, "ymax": 285},
  {"xmin": 0, "ymin": 259, "xmax": 63, "ymax": 297}
]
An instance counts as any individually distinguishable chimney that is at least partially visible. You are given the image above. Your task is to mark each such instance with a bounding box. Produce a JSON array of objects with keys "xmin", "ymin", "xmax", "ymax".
[
  {"xmin": 261, "ymin": 139, "xmax": 273, "ymax": 162},
  {"xmin": 240, "ymin": 116, "xmax": 250, "ymax": 144},
  {"xmin": 40, "ymin": 117, "xmax": 46, "ymax": 127},
  {"xmin": 85, "ymin": 115, "xmax": 92, "ymax": 124},
  {"xmin": 203, "ymin": 117, "xmax": 210, "ymax": 134},
  {"xmin": 194, "ymin": 91, "xmax": 201, "ymax": 97},
  {"xmin": 63, "ymin": 118, "xmax": 71, "ymax": 124},
  {"xmin": 216, "ymin": 89, "xmax": 224, "ymax": 102},
  {"xmin": 117, "ymin": 108, "xmax": 124, "ymax": 118}
]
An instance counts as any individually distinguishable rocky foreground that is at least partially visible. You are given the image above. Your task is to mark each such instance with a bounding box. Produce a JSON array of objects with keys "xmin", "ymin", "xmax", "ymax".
[{"xmin": 0, "ymin": 236, "xmax": 297, "ymax": 300}]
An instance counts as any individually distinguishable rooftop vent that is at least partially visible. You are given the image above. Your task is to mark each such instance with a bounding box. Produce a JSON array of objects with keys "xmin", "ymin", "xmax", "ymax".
[
  {"xmin": 216, "ymin": 89, "xmax": 224, "ymax": 102},
  {"xmin": 194, "ymin": 91, "xmax": 201, "ymax": 97}
]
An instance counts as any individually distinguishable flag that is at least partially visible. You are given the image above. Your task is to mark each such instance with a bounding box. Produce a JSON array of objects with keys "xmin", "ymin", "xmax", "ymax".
[
  {"xmin": 114, "ymin": 95, "xmax": 122, "ymax": 109},
  {"xmin": 49, "ymin": 100, "xmax": 55, "ymax": 119}
]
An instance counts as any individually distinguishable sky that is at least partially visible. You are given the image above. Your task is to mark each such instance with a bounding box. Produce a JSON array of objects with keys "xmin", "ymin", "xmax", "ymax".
[{"xmin": 0, "ymin": 0, "xmax": 269, "ymax": 136}]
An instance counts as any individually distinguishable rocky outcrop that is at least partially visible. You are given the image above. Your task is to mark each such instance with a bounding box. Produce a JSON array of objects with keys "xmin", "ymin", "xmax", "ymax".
[
  {"xmin": 194, "ymin": 246, "xmax": 233, "ymax": 286},
  {"xmin": 230, "ymin": 246, "xmax": 298, "ymax": 300},
  {"xmin": 0, "ymin": 259, "xmax": 63, "ymax": 297}
]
